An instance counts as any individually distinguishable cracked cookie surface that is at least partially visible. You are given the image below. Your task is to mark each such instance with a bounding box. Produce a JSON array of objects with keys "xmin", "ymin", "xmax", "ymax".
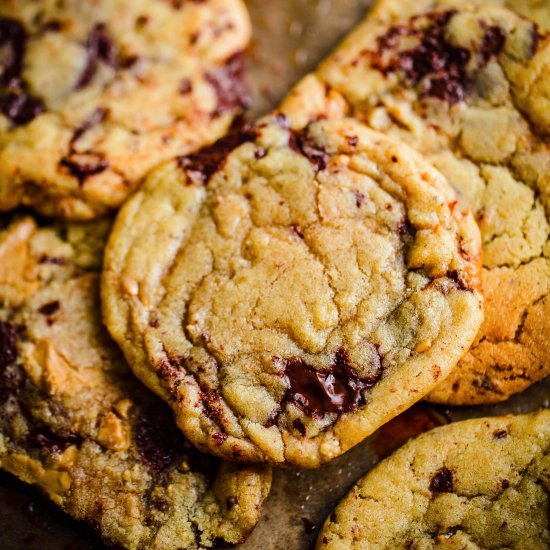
[
  {"xmin": 0, "ymin": 215, "xmax": 271, "ymax": 550},
  {"xmin": 280, "ymin": 0, "xmax": 550, "ymax": 404},
  {"xmin": 0, "ymin": 0, "xmax": 251, "ymax": 220},
  {"xmin": 317, "ymin": 410, "xmax": 550, "ymax": 549},
  {"xmin": 102, "ymin": 116, "xmax": 483, "ymax": 467}
]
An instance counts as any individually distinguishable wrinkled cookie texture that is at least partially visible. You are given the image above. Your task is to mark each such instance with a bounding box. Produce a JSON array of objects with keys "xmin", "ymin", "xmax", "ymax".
[
  {"xmin": 0, "ymin": 216, "xmax": 270, "ymax": 550},
  {"xmin": 0, "ymin": 0, "xmax": 251, "ymax": 220},
  {"xmin": 317, "ymin": 410, "xmax": 550, "ymax": 549},
  {"xmin": 280, "ymin": 0, "xmax": 550, "ymax": 404},
  {"xmin": 102, "ymin": 116, "xmax": 483, "ymax": 467}
]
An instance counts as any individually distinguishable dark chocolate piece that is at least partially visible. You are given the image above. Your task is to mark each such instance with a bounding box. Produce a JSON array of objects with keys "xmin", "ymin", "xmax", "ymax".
[
  {"xmin": 177, "ymin": 122, "xmax": 257, "ymax": 184},
  {"xmin": 289, "ymin": 128, "xmax": 329, "ymax": 171},
  {"xmin": 71, "ymin": 107, "xmax": 108, "ymax": 147},
  {"xmin": 0, "ymin": 321, "xmax": 18, "ymax": 371},
  {"xmin": 0, "ymin": 18, "xmax": 26, "ymax": 87},
  {"xmin": 59, "ymin": 152, "xmax": 109, "ymax": 183},
  {"xmin": 37, "ymin": 301, "xmax": 60, "ymax": 316},
  {"xmin": 430, "ymin": 467, "xmax": 454, "ymax": 494},
  {"xmin": 76, "ymin": 23, "xmax": 117, "ymax": 90},
  {"xmin": 282, "ymin": 349, "xmax": 382, "ymax": 418},
  {"xmin": 27, "ymin": 429, "xmax": 81, "ymax": 454},
  {"xmin": 0, "ymin": 89, "xmax": 44, "ymax": 127},
  {"xmin": 205, "ymin": 52, "xmax": 251, "ymax": 116},
  {"xmin": 371, "ymin": 11, "xmax": 475, "ymax": 104},
  {"xmin": 134, "ymin": 411, "xmax": 180, "ymax": 473}
]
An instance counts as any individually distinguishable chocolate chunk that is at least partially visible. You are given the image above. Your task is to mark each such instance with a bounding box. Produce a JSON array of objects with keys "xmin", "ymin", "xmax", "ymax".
[
  {"xmin": 38, "ymin": 255, "xmax": 65, "ymax": 265},
  {"xmin": 447, "ymin": 270, "xmax": 468, "ymax": 291},
  {"xmin": 292, "ymin": 419, "xmax": 306, "ymax": 436},
  {"xmin": 27, "ymin": 429, "xmax": 81, "ymax": 453},
  {"xmin": 201, "ymin": 389, "xmax": 224, "ymax": 427},
  {"xmin": 479, "ymin": 26, "xmax": 506, "ymax": 66},
  {"xmin": 493, "ymin": 429, "xmax": 508, "ymax": 439},
  {"xmin": 0, "ymin": 18, "xmax": 45, "ymax": 126},
  {"xmin": 282, "ymin": 348, "xmax": 382, "ymax": 418},
  {"xmin": 0, "ymin": 18, "xmax": 26, "ymax": 87},
  {"xmin": 179, "ymin": 78, "xmax": 192, "ymax": 95},
  {"xmin": 371, "ymin": 11, "xmax": 472, "ymax": 104},
  {"xmin": 135, "ymin": 410, "xmax": 181, "ymax": 473},
  {"xmin": 0, "ymin": 321, "xmax": 18, "ymax": 370},
  {"xmin": 354, "ymin": 191, "xmax": 366, "ymax": 208},
  {"xmin": 205, "ymin": 52, "xmax": 251, "ymax": 116},
  {"xmin": 265, "ymin": 405, "xmax": 282, "ymax": 428},
  {"xmin": 0, "ymin": 88, "xmax": 44, "ymax": 126},
  {"xmin": 212, "ymin": 431, "xmax": 228, "ymax": 445},
  {"xmin": 430, "ymin": 467, "xmax": 454, "ymax": 494},
  {"xmin": 76, "ymin": 23, "xmax": 117, "ymax": 90},
  {"xmin": 0, "ymin": 367, "xmax": 23, "ymax": 402},
  {"xmin": 59, "ymin": 152, "xmax": 109, "ymax": 183},
  {"xmin": 71, "ymin": 107, "xmax": 108, "ymax": 147},
  {"xmin": 289, "ymin": 128, "xmax": 329, "ymax": 171},
  {"xmin": 38, "ymin": 301, "xmax": 60, "ymax": 316},
  {"xmin": 177, "ymin": 121, "xmax": 257, "ymax": 184}
]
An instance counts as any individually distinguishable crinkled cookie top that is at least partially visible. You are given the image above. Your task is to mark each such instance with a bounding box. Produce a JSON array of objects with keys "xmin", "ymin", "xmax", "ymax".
[
  {"xmin": 102, "ymin": 116, "xmax": 483, "ymax": 467},
  {"xmin": 0, "ymin": 0, "xmax": 251, "ymax": 219},
  {"xmin": 280, "ymin": 1, "xmax": 550, "ymax": 404},
  {"xmin": 317, "ymin": 410, "xmax": 550, "ymax": 549},
  {"xmin": 0, "ymin": 215, "xmax": 270, "ymax": 550}
]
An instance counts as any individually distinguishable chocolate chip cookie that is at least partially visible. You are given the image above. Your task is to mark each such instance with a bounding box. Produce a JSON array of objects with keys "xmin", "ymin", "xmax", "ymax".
[
  {"xmin": 0, "ymin": 0, "xmax": 251, "ymax": 220},
  {"xmin": 102, "ymin": 115, "xmax": 483, "ymax": 467},
  {"xmin": 0, "ymin": 215, "xmax": 271, "ymax": 549},
  {"xmin": 280, "ymin": 1, "xmax": 550, "ymax": 404},
  {"xmin": 317, "ymin": 410, "xmax": 550, "ymax": 549}
]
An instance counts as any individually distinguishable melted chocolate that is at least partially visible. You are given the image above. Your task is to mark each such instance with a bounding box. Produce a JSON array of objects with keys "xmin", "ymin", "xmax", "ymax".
[
  {"xmin": 0, "ymin": 320, "xmax": 18, "ymax": 370},
  {"xmin": 282, "ymin": 349, "xmax": 382, "ymax": 418},
  {"xmin": 71, "ymin": 107, "xmax": 107, "ymax": 146},
  {"xmin": 289, "ymin": 128, "xmax": 329, "ymax": 171},
  {"xmin": 372, "ymin": 11, "xmax": 474, "ymax": 104},
  {"xmin": 38, "ymin": 255, "xmax": 65, "ymax": 265},
  {"xmin": 76, "ymin": 23, "xmax": 117, "ymax": 90},
  {"xmin": 0, "ymin": 90, "xmax": 44, "ymax": 126},
  {"xmin": 135, "ymin": 411, "xmax": 180, "ymax": 473},
  {"xmin": 179, "ymin": 78, "xmax": 192, "ymax": 95},
  {"xmin": 0, "ymin": 18, "xmax": 45, "ymax": 126},
  {"xmin": 59, "ymin": 152, "xmax": 109, "ymax": 183},
  {"xmin": 447, "ymin": 270, "xmax": 468, "ymax": 291},
  {"xmin": 27, "ymin": 429, "xmax": 81, "ymax": 453},
  {"xmin": 430, "ymin": 467, "xmax": 454, "ymax": 494},
  {"xmin": 0, "ymin": 18, "xmax": 26, "ymax": 87},
  {"xmin": 177, "ymin": 121, "xmax": 257, "ymax": 184},
  {"xmin": 205, "ymin": 52, "xmax": 251, "ymax": 116},
  {"xmin": 37, "ymin": 301, "xmax": 60, "ymax": 316},
  {"xmin": 493, "ymin": 429, "xmax": 508, "ymax": 439},
  {"xmin": 479, "ymin": 25, "xmax": 506, "ymax": 66}
]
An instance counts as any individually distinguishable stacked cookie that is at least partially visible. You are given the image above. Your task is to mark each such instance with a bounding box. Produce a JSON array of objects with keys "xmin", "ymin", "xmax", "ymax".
[{"xmin": 0, "ymin": 0, "xmax": 548, "ymax": 549}]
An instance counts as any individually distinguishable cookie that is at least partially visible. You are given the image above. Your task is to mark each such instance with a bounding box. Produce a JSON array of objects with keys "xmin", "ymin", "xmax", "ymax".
[
  {"xmin": 280, "ymin": 1, "xmax": 550, "ymax": 404},
  {"xmin": 317, "ymin": 410, "xmax": 550, "ymax": 549},
  {"xmin": 0, "ymin": 216, "xmax": 271, "ymax": 549},
  {"xmin": 102, "ymin": 115, "xmax": 483, "ymax": 467},
  {"xmin": 0, "ymin": 0, "xmax": 251, "ymax": 220}
]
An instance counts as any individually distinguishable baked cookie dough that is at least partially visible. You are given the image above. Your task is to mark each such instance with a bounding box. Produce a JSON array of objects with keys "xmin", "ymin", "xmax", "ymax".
[
  {"xmin": 280, "ymin": 0, "xmax": 550, "ymax": 404},
  {"xmin": 0, "ymin": 0, "xmax": 251, "ymax": 220},
  {"xmin": 317, "ymin": 410, "xmax": 550, "ymax": 549},
  {"xmin": 102, "ymin": 116, "xmax": 483, "ymax": 467},
  {"xmin": 0, "ymin": 216, "xmax": 271, "ymax": 549}
]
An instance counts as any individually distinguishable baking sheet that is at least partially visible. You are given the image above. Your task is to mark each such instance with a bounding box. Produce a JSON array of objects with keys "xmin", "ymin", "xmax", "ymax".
[{"xmin": 1, "ymin": 1, "xmax": 548, "ymax": 548}]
